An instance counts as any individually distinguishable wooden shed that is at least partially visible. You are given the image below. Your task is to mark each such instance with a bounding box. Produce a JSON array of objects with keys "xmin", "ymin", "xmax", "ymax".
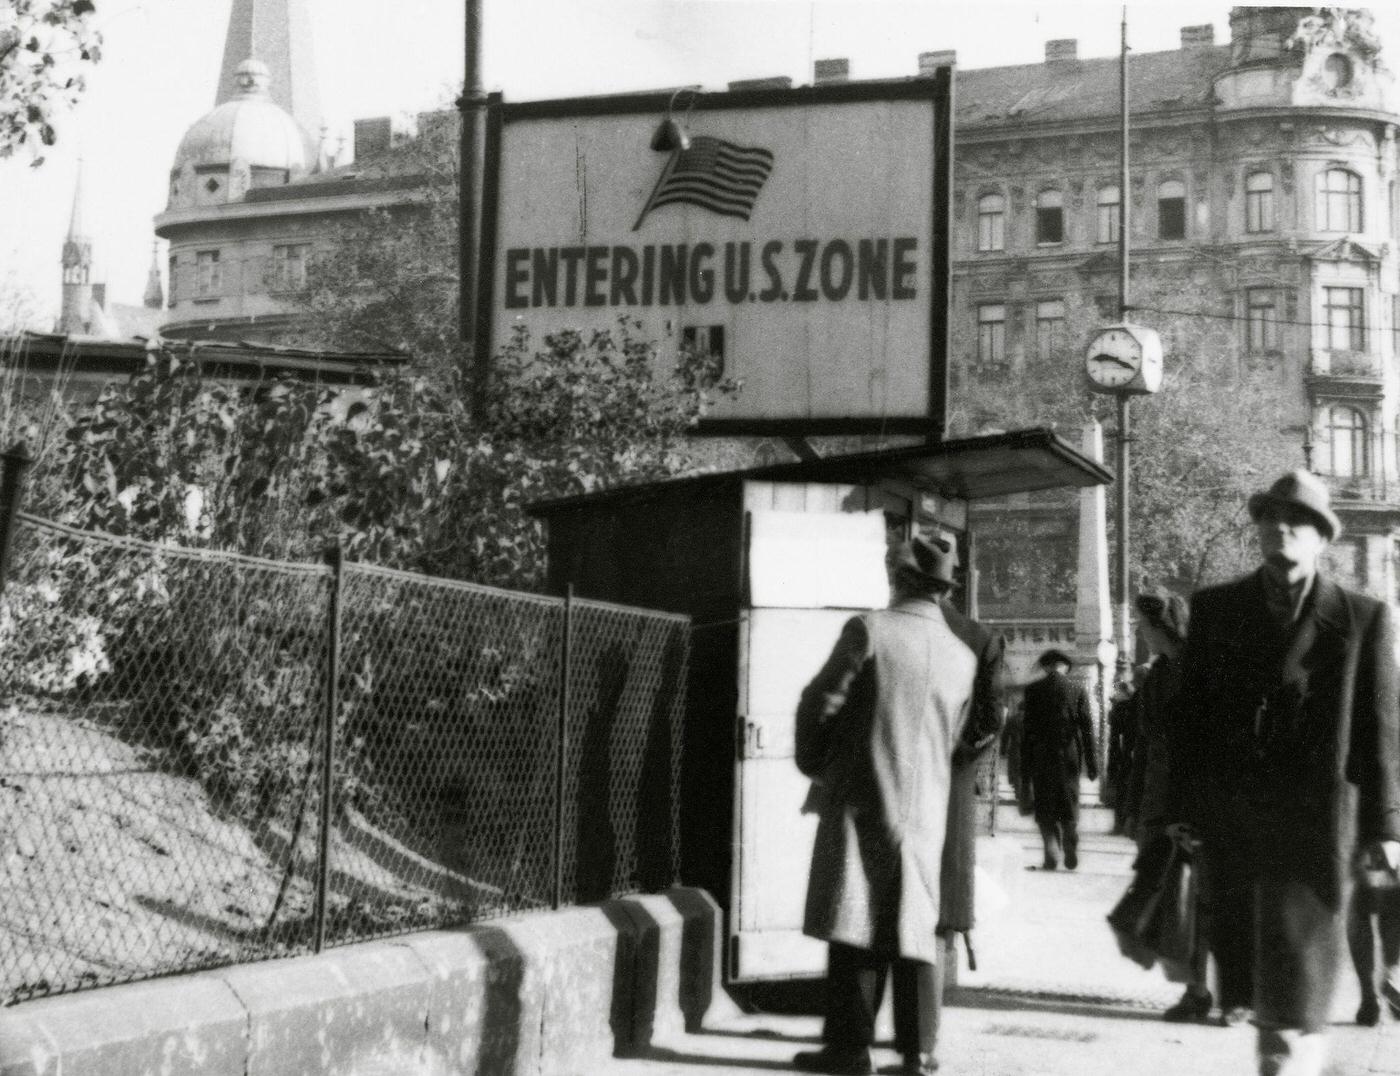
[{"xmin": 529, "ymin": 427, "xmax": 1110, "ymax": 981}]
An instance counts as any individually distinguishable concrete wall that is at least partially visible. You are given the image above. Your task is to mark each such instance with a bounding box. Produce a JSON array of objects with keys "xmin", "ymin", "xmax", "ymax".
[{"xmin": 0, "ymin": 888, "xmax": 723, "ymax": 1076}]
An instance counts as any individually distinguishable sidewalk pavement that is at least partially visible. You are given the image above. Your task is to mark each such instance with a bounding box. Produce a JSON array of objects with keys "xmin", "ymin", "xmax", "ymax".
[{"xmin": 602, "ymin": 802, "xmax": 1400, "ymax": 1076}]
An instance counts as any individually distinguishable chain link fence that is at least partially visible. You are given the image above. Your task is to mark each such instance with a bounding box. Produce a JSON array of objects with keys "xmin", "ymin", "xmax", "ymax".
[{"xmin": 0, "ymin": 482, "xmax": 687, "ymax": 1004}]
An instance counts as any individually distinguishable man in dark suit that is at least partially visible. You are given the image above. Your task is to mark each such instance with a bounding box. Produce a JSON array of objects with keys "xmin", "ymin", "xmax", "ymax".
[
  {"xmin": 793, "ymin": 535, "xmax": 1003, "ymax": 1076},
  {"xmin": 1171, "ymin": 470, "xmax": 1400, "ymax": 1075},
  {"xmin": 1021, "ymin": 648, "xmax": 1098, "ymax": 871}
]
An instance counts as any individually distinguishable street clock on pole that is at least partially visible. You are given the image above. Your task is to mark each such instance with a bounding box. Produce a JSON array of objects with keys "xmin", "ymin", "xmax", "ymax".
[{"xmin": 1084, "ymin": 323, "xmax": 1163, "ymax": 395}]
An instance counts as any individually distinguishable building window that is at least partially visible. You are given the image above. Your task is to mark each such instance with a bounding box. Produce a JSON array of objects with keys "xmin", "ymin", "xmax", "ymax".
[
  {"xmin": 977, "ymin": 193, "xmax": 1005, "ymax": 252},
  {"xmin": 167, "ymin": 255, "xmax": 178, "ymax": 304},
  {"xmin": 1324, "ymin": 405, "xmax": 1368, "ymax": 477},
  {"xmin": 195, "ymin": 250, "xmax": 222, "ymax": 298},
  {"xmin": 1245, "ymin": 172, "xmax": 1274, "ymax": 233},
  {"xmin": 1158, "ymin": 179, "xmax": 1186, "ymax": 239},
  {"xmin": 1096, "ymin": 185, "xmax": 1120, "ymax": 244},
  {"xmin": 1035, "ymin": 299, "xmax": 1065, "ymax": 359},
  {"xmin": 1246, "ymin": 288, "xmax": 1278, "ymax": 352},
  {"xmin": 1095, "ymin": 294, "xmax": 1118, "ymax": 319},
  {"xmin": 977, "ymin": 303, "xmax": 1006, "ymax": 363},
  {"xmin": 271, "ymin": 243, "xmax": 310, "ymax": 292},
  {"xmin": 1317, "ymin": 168, "xmax": 1362, "ymax": 232},
  {"xmin": 1324, "ymin": 286, "xmax": 1365, "ymax": 351},
  {"xmin": 1035, "ymin": 190, "xmax": 1063, "ymax": 245}
]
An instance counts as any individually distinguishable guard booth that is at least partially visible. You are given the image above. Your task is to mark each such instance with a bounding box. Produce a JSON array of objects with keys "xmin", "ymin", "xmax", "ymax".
[{"xmin": 529, "ymin": 428, "xmax": 1110, "ymax": 982}]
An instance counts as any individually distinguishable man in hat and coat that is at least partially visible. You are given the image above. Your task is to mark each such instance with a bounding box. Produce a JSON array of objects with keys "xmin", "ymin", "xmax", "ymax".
[
  {"xmin": 1021, "ymin": 648, "xmax": 1098, "ymax": 871},
  {"xmin": 794, "ymin": 535, "xmax": 1004, "ymax": 1076},
  {"xmin": 1170, "ymin": 469, "xmax": 1400, "ymax": 1075}
]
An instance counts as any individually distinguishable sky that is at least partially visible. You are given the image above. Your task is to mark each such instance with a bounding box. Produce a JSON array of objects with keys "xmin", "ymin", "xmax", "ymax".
[{"xmin": 3, "ymin": 1, "xmax": 1398, "ymax": 328}]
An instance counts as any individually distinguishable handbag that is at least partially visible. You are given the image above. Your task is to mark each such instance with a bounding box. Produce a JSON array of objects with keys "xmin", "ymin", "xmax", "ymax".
[{"xmin": 1107, "ymin": 830, "xmax": 1202, "ymax": 982}]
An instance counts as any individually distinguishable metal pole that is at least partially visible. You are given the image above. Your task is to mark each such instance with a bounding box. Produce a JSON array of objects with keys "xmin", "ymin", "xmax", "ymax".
[
  {"xmin": 552, "ymin": 583, "xmax": 573, "ymax": 910},
  {"xmin": 0, "ymin": 441, "xmax": 33, "ymax": 597},
  {"xmin": 459, "ymin": 0, "xmax": 485, "ymax": 412},
  {"xmin": 1115, "ymin": 9, "xmax": 1134, "ymax": 683},
  {"xmin": 313, "ymin": 542, "xmax": 344, "ymax": 954}
]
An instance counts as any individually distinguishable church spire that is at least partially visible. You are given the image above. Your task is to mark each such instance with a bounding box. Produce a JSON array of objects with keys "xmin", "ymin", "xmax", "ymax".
[
  {"xmin": 216, "ymin": 0, "xmax": 322, "ymax": 157},
  {"xmin": 143, "ymin": 241, "xmax": 165, "ymax": 310},
  {"xmin": 58, "ymin": 159, "xmax": 95, "ymax": 334}
]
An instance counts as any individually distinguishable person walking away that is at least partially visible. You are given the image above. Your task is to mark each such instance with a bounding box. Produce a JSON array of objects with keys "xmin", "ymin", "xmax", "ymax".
[
  {"xmin": 793, "ymin": 535, "xmax": 1004, "ymax": 1076},
  {"xmin": 1021, "ymin": 649, "xmax": 1097, "ymax": 871},
  {"xmin": 1349, "ymin": 711, "xmax": 1400, "ymax": 1025},
  {"xmin": 1106, "ymin": 679, "xmax": 1137, "ymax": 835},
  {"xmin": 1169, "ymin": 470, "xmax": 1400, "ymax": 1076},
  {"xmin": 1124, "ymin": 590, "xmax": 1215, "ymax": 1023}
]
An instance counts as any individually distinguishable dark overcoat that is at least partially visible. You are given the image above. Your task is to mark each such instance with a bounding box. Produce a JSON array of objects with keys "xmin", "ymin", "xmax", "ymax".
[
  {"xmin": 1173, "ymin": 570, "xmax": 1400, "ymax": 1029},
  {"xmin": 796, "ymin": 598, "xmax": 1003, "ymax": 964},
  {"xmin": 1021, "ymin": 669, "xmax": 1098, "ymax": 829}
]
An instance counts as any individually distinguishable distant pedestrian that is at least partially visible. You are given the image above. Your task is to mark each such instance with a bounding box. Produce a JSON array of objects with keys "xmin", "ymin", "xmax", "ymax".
[
  {"xmin": 1021, "ymin": 648, "xmax": 1097, "ymax": 871},
  {"xmin": 1124, "ymin": 589, "xmax": 1213, "ymax": 1023},
  {"xmin": 1170, "ymin": 470, "xmax": 1400, "ymax": 1075},
  {"xmin": 793, "ymin": 535, "xmax": 1004, "ymax": 1076},
  {"xmin": 1348, "ymin": 844, "xmax": 1400, "ymax": 1026},
  {"xmin": 1105, "ymin": 679, "xmax": 1136, "ymax": 834}
]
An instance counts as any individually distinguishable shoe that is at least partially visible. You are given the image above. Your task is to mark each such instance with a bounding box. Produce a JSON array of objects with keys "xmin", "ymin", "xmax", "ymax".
[
  {"xmin": 1357, "ymin": 996, "xmax": 1381, "ymax": 1027},
  {"xmin": 793, "ymin": 1047, "xmax": 875, "ymax": 1075},
  {"xmin": 1163, "ymin": 988, "xmax": 1213, "ymax": 1023},
  {"xmin": 1065, "ymin": 849, "xmax": 1079, "ymax": 871},
  {"xmin": 1383, "ymin": 978, "xmax": 1400, "ymax": 1020},
  {"xmin": 1042, "ymin": 859, "xmax": 1058, "ymax": 871},
  {"xmin": 879, "ymin": 1054, "xmax": 939, "ymax": 1075},
  {"xmin": 1219, "ymin": 1006, "xmax": 1252, "ymax": 1028}
]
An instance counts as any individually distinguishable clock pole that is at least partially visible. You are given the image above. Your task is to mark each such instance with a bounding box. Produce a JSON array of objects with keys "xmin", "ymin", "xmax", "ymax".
[{"xmin": 1115, "ymin": 7, "xmax": 1132, "ymax": 690}]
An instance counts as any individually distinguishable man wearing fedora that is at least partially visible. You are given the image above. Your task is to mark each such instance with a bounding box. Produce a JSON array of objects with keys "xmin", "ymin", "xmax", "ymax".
[
  {"xmin": 793, "ymin": 535, "xmax": 1004, "ymax": 1076},
  {"xmin": 1169, "ymin": 469, "xmax": 1400, "ymax": 1075},
  {"xmin": 1021, "ymin": 648, "xmax": 1099, "ymax": 871}
]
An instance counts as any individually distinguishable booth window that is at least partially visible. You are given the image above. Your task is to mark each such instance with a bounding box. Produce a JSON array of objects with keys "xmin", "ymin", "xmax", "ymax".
[
  {"xmin": 1096, "ymin": 185, "xmax": 1120, "ymax": 244},
  {"xmin": 1035, "ymin": 300, "xmax": 1065, "ymax": 359},
  {"xmin": 1317, "ymin": 168, "xmax": 1362, "ymax": 232},
  {"xmin": 977, "ymin": 193, "xmax": 1006, "ymax": 252},
  {"xmin": 1323, "ymin": 405, "xmax": 1368, "ymax": 477},
  {"xmin": 1246, "ymin": 288, "xmax": 1278, "ymax": 352},
  {"xmin": 1158, "ymin": 180, "xmax": 1186, "ymax": 240},
  {"xmin": 1245, "ymin": 172, "xmax": 1274, "ymax": 233},
  {"xmin": 977, "ymin": 304, "xmax": 1006, "ymax": 363},
  {"xmin": 1324, "ymin": 287, "xmax": 1365, "ymax": 351},
  {"xmin": 1035, "ymin": 190, "xmax": 1064, "ymax": 245},
  {"xmin": 195, "ymin": 250, "xmax": 222, "ymax": 298}
]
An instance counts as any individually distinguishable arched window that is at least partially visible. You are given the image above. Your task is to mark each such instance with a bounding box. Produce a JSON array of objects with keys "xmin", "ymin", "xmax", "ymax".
[
  {"xmin": 1035, "ymin": 190, "xmax": 1064, "ymax": 244},
  {"xmin": 1325, "ymin": 405, "xmax": 1368, "ymax": 477},
  {"xmin": 1317, "ymin": 168, "xmax": 1362, "ymax": 232},
  {"xmin": 1096, "ymin": 185, "xmax": 1120, "ymax": 244},
  {"xmin": 1158, "ymin": 179, "xmax": 1186, "ymax": 239},
  {"xmin": 977, "ymin": 193, "xmax": 1005, "ymax": 252},
  {"xmin": 1245, "ymin": 172, "xmax": 1274, "ymax": 233}
]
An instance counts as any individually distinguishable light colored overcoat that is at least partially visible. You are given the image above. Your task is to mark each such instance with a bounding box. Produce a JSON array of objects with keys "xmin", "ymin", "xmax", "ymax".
[{"xmin": 796, "ymin": 597, "xmax": 1001, "ymax": 964}]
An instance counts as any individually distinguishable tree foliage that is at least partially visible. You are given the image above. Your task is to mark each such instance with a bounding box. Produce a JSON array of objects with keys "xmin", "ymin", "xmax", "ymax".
[{"xmin": 0, "ymin": 0, "xmax": 100, "ymax": 163}]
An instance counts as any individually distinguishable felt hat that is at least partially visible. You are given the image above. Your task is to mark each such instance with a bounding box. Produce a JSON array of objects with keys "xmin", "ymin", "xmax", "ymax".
[
  {"xmin": 1037, "ymin": 648, "xmax": 1074, "ymax": 669},
  {"xmin": 1134, "ymin": 590, "xmax": 1189, "ymax": 645},
  {"xmin": 889, "ymin": 534, "xmax": 958, "ymax": 589},
  {"xmin": 1247, "ymin": 469, "xmax": 1341, "ymax": 540}
]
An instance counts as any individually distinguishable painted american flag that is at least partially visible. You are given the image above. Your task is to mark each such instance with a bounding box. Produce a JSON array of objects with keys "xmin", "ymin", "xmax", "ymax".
[{"xmin": 633, "ymin": 136, "xmax": 775, "ymax": 229}]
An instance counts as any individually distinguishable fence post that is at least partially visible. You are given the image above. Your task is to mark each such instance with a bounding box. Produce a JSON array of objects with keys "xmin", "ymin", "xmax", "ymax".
[
  {"xmin": 552, "ymin": 583, "xmax": 573, "ymax": 910},
  {"xmin": 0, "ymin": 441, "xmax": 33, "ymax": 597},
  {"xmin": 313, "ymin": 542, "xmax": 344, "ymax": 954}
]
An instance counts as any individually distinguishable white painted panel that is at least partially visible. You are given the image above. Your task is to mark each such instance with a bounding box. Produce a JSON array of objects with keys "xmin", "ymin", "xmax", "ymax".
[
  {"xmin": 748, "ymin": 509, "xmax": 888, "ymax": 609},
  {"xmin": 735, "ymin": 757, "xmax": 821, "ymax": 932},
  {"xmin": 741, "ymin": 608, "xmax": 858, "ymax": 757},
  {"xmin": 732, "ymin": 929, "xmax": 829, "ymax": 981}
]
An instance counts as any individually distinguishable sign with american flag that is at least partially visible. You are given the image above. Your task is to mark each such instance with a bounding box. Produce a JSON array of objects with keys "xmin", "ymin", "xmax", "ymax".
[
  {"xmin": 633, "ymin": 136, "xmax": 775, "ymax": 229},
  {"xmin": 481, "ymin": 75, "xmax": 952, "ymax": 434}
]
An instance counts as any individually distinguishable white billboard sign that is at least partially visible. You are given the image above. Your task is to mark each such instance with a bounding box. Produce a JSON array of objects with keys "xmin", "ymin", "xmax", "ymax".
[{"xmin": 478, "ymin": 78, "xmax": 952, "ymax": 434}]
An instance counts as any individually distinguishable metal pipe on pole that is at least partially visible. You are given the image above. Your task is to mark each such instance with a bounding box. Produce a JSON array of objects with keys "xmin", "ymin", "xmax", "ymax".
[
  {"xmin": 459, "ymin": 0, "xmax": 485, "ymax": 414},
  {"xmin": 1115, "ymin": 8, "xmax": 1133, "ymax": 682}
]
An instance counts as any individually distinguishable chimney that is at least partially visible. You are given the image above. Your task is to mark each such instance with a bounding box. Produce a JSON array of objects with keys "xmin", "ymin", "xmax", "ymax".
[
  {"xmin": 727, "ymin": 75, "xmax": 793, "ymax": 92},
  {"xmin": 1180, "ymin": 24, "xmax": 1215, "ymax": 49},
  {"xmin": 1045, "ymin": 39, "xmax": 1078, "ymax": 64},
  {"xmin": 919, "ymin": 50, "xmax": 957, "ymax": 76},
  {"xmin": 814, "ymin": 57, "xmax": 849, "ymax": 85},
  {"xmin": 353, "ymin": 117, "xmax": 392, "ymax": 160}
]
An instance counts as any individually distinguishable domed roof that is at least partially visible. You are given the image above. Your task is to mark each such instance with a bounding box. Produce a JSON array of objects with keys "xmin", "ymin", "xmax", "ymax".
[{"xmin": 173, "ymin": 59, "xmax": 310, "ymax": 175}]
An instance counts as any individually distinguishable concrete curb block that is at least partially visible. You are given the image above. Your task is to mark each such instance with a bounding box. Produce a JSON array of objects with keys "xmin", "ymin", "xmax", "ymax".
[{"xmin": 0, "ymin": 888, "xmax": 721, "ymax": 1076}]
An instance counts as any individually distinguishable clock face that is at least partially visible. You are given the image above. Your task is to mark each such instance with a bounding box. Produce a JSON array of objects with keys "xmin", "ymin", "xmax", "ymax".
[{"xmin": 1085, "ymin": 329, "xmax": 1142, "ymax": 389}]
